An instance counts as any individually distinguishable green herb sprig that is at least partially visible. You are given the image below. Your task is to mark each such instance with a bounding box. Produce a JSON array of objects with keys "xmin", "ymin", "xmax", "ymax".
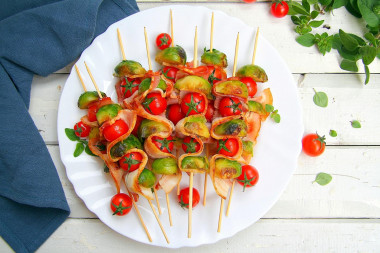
[{"xmin": 65, "ymin": 128, "xmax": 96, "ymax": 157}]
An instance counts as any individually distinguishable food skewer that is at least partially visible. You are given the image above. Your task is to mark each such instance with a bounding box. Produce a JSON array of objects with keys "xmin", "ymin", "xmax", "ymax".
[
  {"xmin": 170, "ymin": 9, "xmax": 174, "ymax": 47},
  {"xmin": 84, "ymin": 61, "xmax": 103, "ymax": 99},
  {"xmin": 117, "ymin": 28, "xmax": 126, "ymax": 61},
  {"xmin": 75, "ymin": 65, "xmax": 87, "ymax": 92},
  {"xmin": 210, "ymin": 12, "xmax": 214, "ymax": 53},
  {"xmin": 144, "ymin": 27, "xmax": 152, "ymax": 71},
  {"xmin": 148, "ymin": 199, "xmax": 170, "ymax": 244},
  {"xmin": 203, "ymin": 144, "xmax": 209, "ymax": 206},
  {"xmin": 251, "ymin": 27, "xmax": 259, "ymax": 65}
]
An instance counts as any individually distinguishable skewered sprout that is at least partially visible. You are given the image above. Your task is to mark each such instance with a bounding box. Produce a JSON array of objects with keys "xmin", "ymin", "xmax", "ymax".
[
  {"xmin": 138, "ymin": 119, "xmax": 170, "ymax": 140},
  {"xmin": 96, "ymin": 104, "xmax": 122, "ymax": 125},
  {"xmin": 248, "ymin": 101, "xmax": 266, "ymax": 115},
  {"xmin": 214, "ymin": 158, "xmax": 242, "ymax": 179},
  {"xmin": 214, "ymin": 119, "xmax": 247, "ymax": 137},
  {"xmin": 155, "ymin": 45, "xmax": 187, "ymax": 66},
  {"xmin": 201, "ymin": 48, "xmax": 228, "ymax": 68},
  {"xmin": 138, "ymin": 168, "xmax": 156, "ymax": 188},
  {"xmin": 214, "ymin": 80, "xmax": 248, "ymax": 99},
  {"xmin": 181, "ymin": 156, "xmax": 209, "ymax": 172},
  {"xmin": 183, "ymin": 115, "xmax": 210, "ymax": 139},
  {"xmin": 114, "ymin": 60, "xmax": 147, "ymax": 77},
  {"xmin": 152, "ymin": 157, "xmax": 178, "ymax": 175},
  {"xmin": 175, "ymin": 75, "xmax": 213, "ymax": 100},
  {"xmin": 138, "ymin": 78, "xmax": 167, "ymax": 94},
  {"xmin": 110, "ymin": 134, "xmax": 142, "ymax": 159},
  {"xmin": 242, "ymin": 140, "xmax": 254, "ymax": 157},
  {"xmin": 77, "ymin": 91, "xmax": 106, "ymax": 109},
  {"xmin": 236, "ymin": 64, "xmax": 268, "ymax": 82}
]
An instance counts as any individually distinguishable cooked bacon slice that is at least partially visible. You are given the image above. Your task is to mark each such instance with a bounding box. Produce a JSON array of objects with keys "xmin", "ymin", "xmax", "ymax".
[{"xmin": 158, "ymin": 173, "xmax": 182, "ymax": 194}]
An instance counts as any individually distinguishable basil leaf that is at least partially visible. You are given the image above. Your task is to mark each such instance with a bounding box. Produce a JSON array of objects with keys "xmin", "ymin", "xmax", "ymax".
[
  {"xmin": 360, "ymin": 46, "xmax": 377, "ymax": 65},
  {"xmin": 310, "ymin": 20, "xmax": 324, "ymax": 27},
  {"xmin": 307, "ymin": 0, "xmax": 318, "ymax": 4},
  {"xmin": 302, "ymin": 0, "xmax": 311, "ymax": 12},
  {"xmin": 339, "ymin": 29, "xmax": 359, "ymax": 51},
  {"xmin": 291, "ymin": 15, "xmax": 301, "ymax": 25},
  {"xmin": 74, "ymin": 143, "xmax": 85, "ymax": 157},
  {"xmin": 345, "ymin": 0, "xmax": 362, "ymax": 17},
  {"xmin": 85, "ymin": 144, "xmax": 97, "ymax": 156},
  {"xmin": 364, "ymin": 32, "xmax": 376, "ymax": 46},
  {"xmin": 329, "ymin": 130, "xmax": 337, "ymax": 137},
  {"xmin": 319, "ymin": 0, "xmax": 332, "ymax": 5},
  {"xmin": 351, "ymin": 120, "xmax": 361, "ymax": 128},
  {"xmin": 314, "ymin": 173, "xmax": 332, "ymax": 186},
  {"xmin": 364, "ymin": 64, "xmax": 370, "ymax": 85},
  {"xmin": 311, "ymin": 10, "xmax": 320, "ymax": 19},
  {"xmin": 65, "ymin": 128, "xmax": 80, "ymax": 141},
  {"xmin": 296, "ymin": 33, "xmax": 315, "ymax": 47},
  {"xmin": 271, "ymin": 113, "xmax": 281, "ymax": 123},
  {"xmin": 289, "ymin": 2, "xmax": 311, "ymax": 15},
  {"xmin": 265, "ymin": 104, "xmax": 274, "ymax": 113},
  {"xmin": 333, "ymin": 0, "xmax": 348, "ymax": 9},
  {"xmin": 357, "ymin": 0, "xmax": 379, "ymax": 27},
  {"xmin": 313, "ymin": 89, "xmax": 328, "ymax": 107},
  {"xmin": 340, "ymin": 59, "xmax": 358, "ymax": 72}
]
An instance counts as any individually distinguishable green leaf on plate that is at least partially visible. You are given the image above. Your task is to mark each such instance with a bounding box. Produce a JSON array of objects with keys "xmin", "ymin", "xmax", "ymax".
[
  {"xmin": 265, "ymin": 104, "xmax": 274, "ymax": 113},
  {"xmin": 65, "ymin": 128, "xmax": 79, "ymax": 141},
  {"xmin": 313, "ymin": 172, "xmax": 332, "ymax": 186},
  {"xmin": 74, "ymin": 142, "xmax": 85, "ymax": 157}
]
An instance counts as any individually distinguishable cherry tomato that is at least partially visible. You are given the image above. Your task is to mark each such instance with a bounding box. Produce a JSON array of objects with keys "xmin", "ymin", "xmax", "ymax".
[
  {"xmin": 219, "ymin": 97, "xmax": 243, "ymax": 117},
  {"xmin": 167, "ymin": 104, "xmax": 185, "ymax": 125},
  {"xmin": 207, "ymin": 66, "xmax": 227, "ymax": 85},
  {"xmin": 178, "ymin": 187, "xmax": 200, "ymax": 209},
  {"xmin": 302, "ymin": 133, "xmax": 326, "ymax": 157},
  {"xmin": 119, "ymin": 152, "xmax": 143, "ymax": 173},
  {"xmin": 181, "ymin": 92, "xmax": 206, "ymax": 117},
  {"xmin": 110, "ymin": 193, "xmax": 132, "ymax": 216},
  {"xmin": 240, "ymin": 77, "xmax": 258, "ymax": 97},
  {"xmin": 87, "ymin": 104, "xmax": 98, "ymax": 122},
  {"xmin": 242, "ymin": 0, "xmax": 256, "ymax": 3},
  {"xmin": 182, "ymin": 136, "xmax": 201, "ymax": 153},
  {"xmin": 97, "ymin": 97, "xmax": 113, "ymax": 108},
  {"xmin": 237, "ymin": 165, "xmax": 259, "ymax": 191},
  {"xmin": 103, "ymin": 119, "xmax": 129, "ymax": 142},
  {"xmin": 152, "ymin": 135, "xmax": 175, "ymax": 153},
  {"xmin": 131, "ymin": 116, "xmax": 143, "ymax": 136},
  {"xmin": 74, "ymin": 121, "xmax": 91, "ymax": 138},
  {"xmin": 204, "ymin": 102, "xmax": 215, "ymax": 122},
  {"xmin": 270, "ymin": 1, "xmax": 289, "ymax": 18},
  {"xmin": 156, "ymin": 33, "xmax": 172, "ymax": 50},
  {"xmin": 120, "ymin": 77, "xmax": 141, "ymax": 98},
  {"xmin": 216, "ymin": 138, "xmax": 239, "ymax": 157},
  {"xmin": 162, "ymin": 66, "xmax": 178, "ymax": 80},
  {"xmin": 142, "ymin": 92, "xmax": 167, "ymax": 115}
]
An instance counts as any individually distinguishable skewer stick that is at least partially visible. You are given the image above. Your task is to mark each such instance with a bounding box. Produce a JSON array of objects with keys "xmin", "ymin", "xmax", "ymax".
[
  {"xmin": 153, "ymin": 188, "xmax": 162, "ymax": 215},
  {"xmin": 226, "ymin": 180, "xmax": 235, "ymax": 216},
  {"xmin": 75, "ymin": 65, "xmax": 87, "ymax": 92},
  {"xmin": 188, "ymin": 172, "xmax": 194, "ymax": 238},
  {"xmin": 170, "ymin": 9, "xmax": 174, "ymax": 47},
  {"xmin": 232, "ymin": 32, "xmax": 240, "ymax": 78},
  {"xmin": 217, "ymin": 198, "xmax": 224, "ymax": 233},
  {"xmin": 144, "ymin": 27, "xmax": 152, "ymax": 71},
  {"xmin": 147, "ymin": 199, "xmax": 170, "ymax": 244},
  {"xmin": 203, "ymin": 144, "xmax": 209, "ymax": 206},
  {"xmin": 176, "ymin": 149, "xmax": 180, "ymax": 195},
  {"xmin": 166, "ymin": 193, "xmax": 173, "ymax": 226},
  {"xmin": 84, "ymin": 61, "xmax": 103, "ymax": 99},
  {"xmin": 251, "ymin": 27, "xmax": 260, "ymax": 65},
  {"xmin": 193, "ymin": 26, "xmax": 198, "ymax": 68},
  {"xmin": 117, "ymin": 28, "xmax": 126, "ymax": 61},
  {"xmin": 210, "ymin": 12, "xmax": 214, "ymax": 52}
]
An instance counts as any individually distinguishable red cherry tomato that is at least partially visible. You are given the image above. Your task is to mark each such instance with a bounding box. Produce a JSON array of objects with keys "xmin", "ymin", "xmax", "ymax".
[
  {"xmin": 110, "ymin": 193, "xmax": 132, "ymax": 216},
  {"xmin": 204, "ymin": 102, "xmax": 214, "ymax": 122},
  {"xmin": 120, "ymin": 77, "xmax": 141, "ymax": 98},
  {"xmin": 216, "ymin": 138, "xmax": 239, "ymax": 157},
  {"xmin": 302, "ymin": 133, "xmax": 326, "ymax": 157},
  {"xmin": 181, "ymin": 92, "xmax": 206, "ymax": 117},
  {"xmin": 219, "ymin": 97, "xmax": 243, "ymax": 117},
  {"xmin": 240, "ymin": 77, "xmax": 258, "ymax": 97},
  {"xmin": 207, "ymin": 66, "xmax": 227, "ymax": 85},
  {"xmin": 271, "ymin": 1, "xmax": 289, "ymax": 18},
  {"xmin": 152, "ymin": 135, "xmax": 175, "ymax": 153},
  {"xmin": 131, "ymin": 116, "xmax": 143, "ymax": 136},
  {"xmin": 237, "ymin": 165, "xmax": 259, "ymax": 191},
  {"xmin": 74, "ymin": 121, "xmax": 91, "ymax": 138},
  {"xmin": 97, "ymin": 97, "xmax": 113, "ymax": 108},
  {"xmin": 167, "ymin": 104, "xmax": 185, "ymax": 125},
  {"xmin": 162, "ymin": 66, "xmax": 178, "ymax": 80},
  {"xmin": 182, "ymin": 136, "xmax": 201, "ymax": 153},
  {"xmin": 102, "ymin": 119, "xmax": 129, "ymax": 142},
  {"xmin": 178, "ymin": 187, "xmax": 200, "ymax": 209},
  {"xmin": 142, "ymin": 92, "xmax": 167, "ymax": 115},
  {"xmin": 87, "ymin": 105, "xmax": 98, "ymax": 122},
  {"xmin": 242, "ymin": 0, "xmax": 256, "ymax": 2},
  {"xmin": 119, "ymin": 152, "xmax": 143, "ymax": 173},
  {"xmin": 156, "ymin": 33, "xmax": 172, "ymax": 50}
]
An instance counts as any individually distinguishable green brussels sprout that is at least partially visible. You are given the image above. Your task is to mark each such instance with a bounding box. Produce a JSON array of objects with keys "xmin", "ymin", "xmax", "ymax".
[
  {"xmin": 88, "ymin": 127, "xmax": 100, "ymax": 139},
  {"xmin": 181, "ymin": 156, "xmax": 208, "ymax": 172},
  {"xmin": 138, "ymin": 168, "xmax": 156, "ymax": 188},
  {"xmin": 152, "ymin": 157, "xmax": 178, "ymax": 175},
  {"xmin": 77, "ymin": 91, "xmax": 106, "ymax": 109},
  {"xmin": 155, "ymin": 45, "xmax": 187, "ymax": 66},
  {"xmin": 114, "ymin": 60, "xmax": 146, "ymax": 77},
  {"xmin": 183, "ymin": 115, "xmax": 210, "ymax": 139},
  {"xmin": 96, "ymin": 104, "xmax": 122, "ymax": 125},
  {"xmin": 110, "ymin": 134, "xmax": 142, "ymax": 159},
  {"xmin": 138, "ymin": 78, "xmax": 167, "ymax": 94},
  {"xmin": 236, "ymin": 64, "xmax": 268, "ymax": 82},
  {"xmin": 174, "ymin": 75, "xmax": 213, "ymax": 100},
  {"xmin": 214, "ymin": 158, "xmax": 242, "ymax": 179},
  {"xmin": 214, "ymin": 80, "xmax": 248, "ymax": 99},
  {"xmin": 242, "ymin": 141, "xmax": 254, "ymax": 157},
  {"xmin": 201, "ymin": 48, "xmax": 228, "ymax": 68},
  {"xmin": 138, "ymin": 119, "xmax": 170, "ymax": 140},
  {"xmin": 214, "ymin": 119, "xmax": 247, "ymax": 137},
  {"xmin": 248, "ymin": 100, "xmax": 267, "ymax": 115},
  {"xmin": 157, "ymin": 78, "xmax": 167, "ymax": 91}
]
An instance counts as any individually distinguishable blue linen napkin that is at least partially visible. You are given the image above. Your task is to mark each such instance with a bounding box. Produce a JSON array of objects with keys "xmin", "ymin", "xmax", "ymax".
[{"xmin": 0, "ymin": 0, "xmax": 139, "ymax": 252}]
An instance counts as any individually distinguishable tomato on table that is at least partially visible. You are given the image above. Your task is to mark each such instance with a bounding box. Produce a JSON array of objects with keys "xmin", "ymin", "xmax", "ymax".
[
  {"xmin": 110, "ymin": 193, "xmax": 132, "ymax": 216},
  {"xmin": 152, "ymin": 135, "xmax": 175, "ymax": 153},
  {"xmin": 120, "ymin": 77, "xmax": 141, "ymax": 98},
  {"xmin": 103, "ymin": 119, "xmax": 129, "ymax": 142},
  {"xmin": 270, "ymin": 1, "xmax": 289, "ymax": 18},
  {"xmin": 162, "ymin": 66, "xmax": 178, "ymax": 80},
  {"xmin": 178, "ymin": 187, "xmax": 200, "ymax": 209},
  {"xmin": 217, "ymin": 138, "xmax": 239, "ymax": 157},
  {"xmin": 156, "ymin": 33, "xmax": 172, "ymax": 50},
  {"xmin": 240, "ymin": 77, "xmax": 257, "ymax": 97},
  {"xmin": 204, "ymin": 102, "xmax": 214, "ymax": 122},
  {"xmin": 142, "ymin": 92, "xmax": 167, "ymax": 115},
  {"xmin": 182, "ymin": 136, "xmax": 201, "ymax": 153},
  {"xmin": 207, "ymin": 66, "xmax": 227, "ymax": 85},
  {"xmin": 302, "ymin": 133, "xmax": 326, "ymax": 157},
  {"xmin": 219, "ymin": 97, "xmax": 243, "ymax": 117},
  {"xmin": 119, "ymin": 152, "xmax": 143, "ymax": 173},
  {"xmin": 74, "ymin": 121, "xmax": 91, "ymax": 138},
  {"xmin": 167, "ymin": 104, "xmax": 185, "ymax": 125},
  {"xmin": 237, "ymin": 165, "xmax": 259, "ymax": 191},
  {"xmin": 181, "ymin": 92, "xmax": 206, "ymax": 117}
]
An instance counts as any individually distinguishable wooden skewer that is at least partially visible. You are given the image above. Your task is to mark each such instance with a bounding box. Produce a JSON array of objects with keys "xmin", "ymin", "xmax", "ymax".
[
  {"xmin": 170, "ymin": 9, "xmax": 174, "ymax": 47},
  {"xmin": 166, "ymin": 193, "xmax": 173, "ymax": 226},
  {"xmin": 75, "ymin": 65, "xmax": 87, "ymax": 92},
  {"xmin": 217, "ymin": 198, "xmax": 224, "ymax": 233},
  {"xmin": 203, "ymin": 144, "xmax": 209, "ymax": 206},
  {"xmin": 144, "ymin": 27, "xmax": 152, "ymax": 71},
  {"xmin": 226, "ymin": 180, "xmax": 235, "ymax": 216},
  {"xmin": 188, "ymin": 172, "xmax": 194, "ymax": 238},
  {"xmin": 153, "ymin": 187, "xmax": 162, "ymax": 215},
  {"xmin": 193, "ymin": 26, "xmax": 198, "ymax": 68},
  {"xmin": 251, "ymin": 27, "xmax": 260, "ymax": 65},
  {"xmin": 147, "ymin": 199, "xmax": 170, "ymax": 244},
  {"xmin": 176, "ymin": 149, "xmax": 180, "ymax": 195},
  {"xmin": 232, "ymin": 32, "xmax": 240, "ymax": 78},
  {"xmin": 84, "ymin": 61, "xmax": 103, "ymax": 98},
  {"xmin": 117, "ymin": 28, "xmax": 126, "ymax": 61},
  {"xmin": 210, "ymin": 12, "xmax": 214, "ymax": 52}
]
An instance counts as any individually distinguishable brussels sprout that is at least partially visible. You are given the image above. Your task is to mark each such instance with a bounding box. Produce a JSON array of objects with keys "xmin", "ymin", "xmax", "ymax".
[
  {"xmin": 248, "ymin": 101, "xmax": 266, "ymax": 115},
  {"xmin": 181, "ymin": 156, "xmax": 208, "ymax": 172},
  {"xmin": 201, "ymin": 48, "xmax": 228, "ymax": 68},
  {"xmin": 88, "ymin": 127, "xmax": 100, "ymax": 139},
  {"xmin": 155, "ymin": 45, "xmax": 187, "ymax": 66},
  {"xmin": 214, "ymin": 119, "xmax": 247, "ymax": 137},
  {"xmin": 96, "ymin": 104, "xmax": 122, "ymax": 125},
  {"xmin": 138, "ymin": 78, "xmax": 167, "ymax": 94},
  {"xmin": 114, "ymin": 60, "xmax": 146, "ymax": 77},
  {"xmin": 214, "ymin": 158, "xmax": 242, "ymax": 179},
  {"xmin": 183, "ymin": 115, "xmax": 210, "ymax": 138},
  {"xmin": 77, "ymin": 91, "xmax": 106, "ymax": 109},
  {"xmin": 242, "ymin": 141, "xmax": 254, "ymax": 157},
  {"xmin": 138, "ymin": 119, "xmax": 170, "ymax": 140},
  {"xmin": 157, "ymin": 78, "xmax": 167, "ymax": 91},
  {"xmin": 174, "ymin": 75, "xmax": 213, "ymax": 99},
  {"xmin": 214, "ymin": 80, "xmax": 248, "ymax": 99},
  {"xmin": 138, "ymin": 168, "xmax": 156, "ymax": 188},
  {"xmin": 236, "ymin": 64, "xmax": 268, "ymax": 82},
  {"xmin": 152, "ymin": 157, "xmax": 178, "ymax": 175},
  {"xmin": 110, "ymin": 134, "xmax": 142, "ymax": 159}
]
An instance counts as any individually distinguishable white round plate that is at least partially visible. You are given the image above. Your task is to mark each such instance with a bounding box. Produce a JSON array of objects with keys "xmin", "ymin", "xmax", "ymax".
[{"xmin": 58, "ymin": 5, "xmax": 303, "ymax": 248}]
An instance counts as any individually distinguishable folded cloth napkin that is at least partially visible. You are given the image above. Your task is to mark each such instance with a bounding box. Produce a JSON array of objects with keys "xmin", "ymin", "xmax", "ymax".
[{"xmin": 0, "ymin": 0, "xmax": 139, "ymax": 252}]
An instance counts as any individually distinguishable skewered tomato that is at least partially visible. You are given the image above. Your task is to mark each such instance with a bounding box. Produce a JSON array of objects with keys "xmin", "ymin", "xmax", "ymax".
[
  {"xmin": 110, "ymin": 193, "xmax": 132, "ymax": 216},
  {"xmin": 219, "ymin": 97, "xmax": 243, "ymax": 117},
  {"xmin": 167, "ymin": 104, "xmax": 185, "ymax": 125},
  {"xmin": 87, "ymin": 105, "xmax": 98, "ymax": 122},
  {"xmin": 142, "ymin": 92, "xmax": 167, "ymax": 115},
  {"xmin": 156, "ymin": 33, "xmax": 172, "ymax": 50},
  {"xmin": 240, "ymin": 77, "xmax": 257, "ymax": 97},
  {"xmin": 152, "ymin": 135, "xmax": 175, "ymax": 153},
  {"xmin": 178, "ymin": 187, "xmax": 200, "ymax": 209},
  {"xmin": 242, "ymin": 0, "xmax": 256, "ymax": 2},
  {"xmin": 207, "ymin": 66, "xmax": 227, "ymax": 85},
  {"xmin": 74, "ymin": 121, "xmax": 91, "ymax": 137},
  {"xmin": 120, "ymin": 77, "xmax": 141, "ymax": 98},
  {"xmin": 237, "ymin": 165, "xmax": 259, "ymax": 191},
  {"xmin": 162, "ymin": 66, "xmax": 178, "ymax": 80},
  {"xmin": 204, "ymin": 102, "xmax": 214, "ymax": 122},
  {"xmin": 119, "ymin": 152, "xmax": 143, "ymax": 173},
  {"xmin": 103, "ymin": 119, "xmax": 129, "ymax": 142},
  {"xmin": 182, "ymin": 136, "xmax": 201, "ymax": 153},
  {"xmin": 216, "ymin": 138, "xmax": 239, "ymax": 157},
  {"xmin": 271, "ymin": 1, "xmax": 289, "ymax": 18},
  {"xmin": 131, "ymin": 116, "xmax": 143, "ymax": 136},
  {"xmin": 302, "ymin": 133, "xmax": 326, "ymax": 157},
  {"xmin": 181, "ymin": 92, "xmax": 206, "ymax": 117}
]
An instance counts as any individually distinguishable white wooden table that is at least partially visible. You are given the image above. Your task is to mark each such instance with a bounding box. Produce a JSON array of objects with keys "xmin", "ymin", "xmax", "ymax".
[{"xmin": 2, "ymin": 1, "xmax": 380, "ymax": 252}]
